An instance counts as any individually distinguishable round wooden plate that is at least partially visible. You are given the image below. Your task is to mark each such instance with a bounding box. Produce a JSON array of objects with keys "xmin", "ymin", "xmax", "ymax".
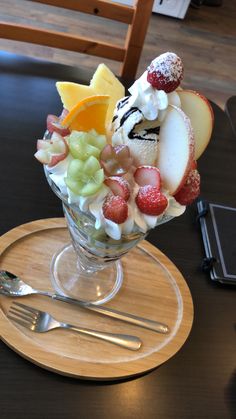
[{"xmin": 0, "ymin": 218, "xmax": 193, "ymax": 380}]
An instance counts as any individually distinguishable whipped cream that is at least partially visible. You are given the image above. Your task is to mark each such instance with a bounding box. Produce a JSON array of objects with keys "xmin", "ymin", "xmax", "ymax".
[
  {"xmin": 128, "ymin": 71, "xmax": 168, "ymax": 120},
  {"xmin": 46, "ymin": 160, "xmax": 185, "ymax": 241},
  {"xmin": 47, "ymin": 154, "xmax": 72, "ymax": 195},
  {"xmin": 88, "ymin": 186, "xmax": 185, "ymax": 240}
]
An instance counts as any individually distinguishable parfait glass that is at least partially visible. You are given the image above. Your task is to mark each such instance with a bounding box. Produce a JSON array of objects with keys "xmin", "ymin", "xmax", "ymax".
[
  {"xmin": 45, "ymin": 166, "xmax": 144, "ymax": 304},
  {"xmin": 44, "ymin": 166, "xmax": 173, "ymax": 305}
]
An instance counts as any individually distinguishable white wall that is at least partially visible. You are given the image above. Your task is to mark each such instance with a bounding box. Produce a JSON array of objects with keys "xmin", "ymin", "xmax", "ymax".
[{"xmin": 115, "ymin": 0, "xmax": 191, "ymax": 19}]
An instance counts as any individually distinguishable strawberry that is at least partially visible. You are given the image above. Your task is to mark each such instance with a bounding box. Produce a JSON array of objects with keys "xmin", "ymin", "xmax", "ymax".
[
  {"xmin": 102, "ymin": 194, "xmax": 128, "ymax": 224},
  {"xmin": 135, "ymin": 186, "xmax": 168, "ymax": 216},
  {"xmin": 104, "ymin": 176, "xmax": 130, "ymax": 201},
  {"xmin": 174, "ymin": 169, "xmax": 200, "ymax": 205},
  {"xmin": 147, "ymin": 52, "xmax": 183, "ymax": 93},
  {"xmin": 134, "ymin": 166, "xmax": 161, "ymax": 188}
]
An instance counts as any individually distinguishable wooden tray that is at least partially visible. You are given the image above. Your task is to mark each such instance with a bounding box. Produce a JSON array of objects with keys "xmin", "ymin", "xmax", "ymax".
[{"xmin": 0, "ymin": 218, "xmax": 193, "ymax": 380}]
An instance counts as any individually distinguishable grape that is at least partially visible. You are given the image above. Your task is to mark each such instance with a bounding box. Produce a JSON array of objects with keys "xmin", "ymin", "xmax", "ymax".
[
  {"xmin": 99, "ymin": 144, "xmax": 133, "ymax": 176},
  {"xmin": 47, "ymin": 114, "xmax": 70, "ymax": 136}
]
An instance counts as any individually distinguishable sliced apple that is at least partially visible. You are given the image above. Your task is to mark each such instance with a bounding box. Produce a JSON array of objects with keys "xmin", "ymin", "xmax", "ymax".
[
  {"xmin": 46, "ymin": 114, "xmax": 70, "ymax": 137},
  {"xmin": 34, "ymin": 132, "xmax": 68, "ymax": 167},
  {"xmin": 178, "ymin": 90, "xmax": 214, "ymax": 159},
  {"xmin": 157, "ymin": 105, "xmax": 195, "ymax": 195}
]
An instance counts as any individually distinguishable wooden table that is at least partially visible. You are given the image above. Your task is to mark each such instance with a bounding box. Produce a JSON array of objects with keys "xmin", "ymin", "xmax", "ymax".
[{"xmin": 0, "ymin": 51, "xmax": 236, "ymax": 419}]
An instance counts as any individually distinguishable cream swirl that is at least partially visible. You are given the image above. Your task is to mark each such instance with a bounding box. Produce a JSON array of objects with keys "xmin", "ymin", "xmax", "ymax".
[{"xmin": 128, "ymin": 71, "xmax": 168, "ymax": 120}]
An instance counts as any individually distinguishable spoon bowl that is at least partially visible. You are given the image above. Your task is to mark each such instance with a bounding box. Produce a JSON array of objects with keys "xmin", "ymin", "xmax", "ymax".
[{"xmin": 0, "ymin": 270, "xmax": 38, "ymax": 296}]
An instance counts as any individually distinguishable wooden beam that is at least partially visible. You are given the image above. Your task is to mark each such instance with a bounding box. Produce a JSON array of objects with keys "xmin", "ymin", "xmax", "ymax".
[
  {"xmin": 121, "ymin": 0, "xmax": 154, "ymax": 78},
  {"xmin": 32, "ymin": 0, "xmax": 134, "ymax": 24},
  {"xmin": 0, "ymin": 22, "xmax": 125, "ymax": 61}
]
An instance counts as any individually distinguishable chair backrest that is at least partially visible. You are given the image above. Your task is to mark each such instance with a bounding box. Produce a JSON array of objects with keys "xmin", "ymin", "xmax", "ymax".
[{"xmin": 0, "ymin": 0, "xmax": 154, "ymax": 79}]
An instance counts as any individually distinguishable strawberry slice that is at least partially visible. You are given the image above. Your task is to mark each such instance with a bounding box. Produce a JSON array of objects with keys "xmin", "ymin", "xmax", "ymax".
[
  {"xmin": 135, "ymin": 186, "xmax": 168, "ymax": 216},
  {"xmin": 134, "ymin": 166, "xmax": 161, "ymax": 188},
  {"xmin": 147, "ymin": 52, "xmax": 183, "ymax": 93},
  {"xmin": 102, "ymin": 194, "xmax": 128, "ymax": 224},
  {"xmin": 174, "ymin": 169, "xmax": 200, "ymax": 205},
  {"xmin": 104, "ymin": 176, "xmax": 130, "ymax": 201}
]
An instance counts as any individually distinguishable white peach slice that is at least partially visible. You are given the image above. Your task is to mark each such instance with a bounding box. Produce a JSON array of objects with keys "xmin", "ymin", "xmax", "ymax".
[
  {"xmin": 178, "ymin": 90, "xmax": 214, "ymax": 159},
  {"xmin": 157, "ymin": 105, "xmax": 195, "ymax": 195}
]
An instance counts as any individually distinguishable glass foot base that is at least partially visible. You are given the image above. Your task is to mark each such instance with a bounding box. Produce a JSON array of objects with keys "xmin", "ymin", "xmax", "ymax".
[{"xmin": 50, "ymin": 244, "xmax": 123, "ymax": 305}]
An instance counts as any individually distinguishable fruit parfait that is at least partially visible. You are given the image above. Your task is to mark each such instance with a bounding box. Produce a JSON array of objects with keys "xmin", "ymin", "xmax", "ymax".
[{"xmin": 35, "ymin": 52, "xmax": 213, "ymax": 303}]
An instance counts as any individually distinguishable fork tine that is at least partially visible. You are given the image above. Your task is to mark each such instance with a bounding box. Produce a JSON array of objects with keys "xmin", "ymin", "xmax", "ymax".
[
  {"xmin": 9, "ymin": 302, "xmax": 40, "ymax": 325},
  {"xmin": 9, "ymin": 306, "xmax": 36, "ymax": 322},
  {"xmin": 7, "ymin": 314, "xmax": 33, "ymax": 329},
  {"xmin": 12, "ymin": 301, "xmax": 40, "ymax": 315}
]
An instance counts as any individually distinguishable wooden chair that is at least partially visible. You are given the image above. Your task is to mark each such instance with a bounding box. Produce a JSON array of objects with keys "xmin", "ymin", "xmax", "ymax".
[{"xmin": 0, "ymin": 0, "xmax": 154, "ymax": 79}]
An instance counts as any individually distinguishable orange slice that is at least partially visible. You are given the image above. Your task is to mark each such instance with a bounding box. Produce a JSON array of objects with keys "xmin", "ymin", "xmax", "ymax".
[{"xmin": 61, "ymin": 95, "xmax": 110, "ymax": 135}]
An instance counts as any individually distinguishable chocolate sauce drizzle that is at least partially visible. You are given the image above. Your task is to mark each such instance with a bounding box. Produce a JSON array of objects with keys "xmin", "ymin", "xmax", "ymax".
[
  {"xmin": 129, "ymin": 125, "xmax": 160, "ymax": 141},
  {"xmin": 117, "ymin": 96, "xmax": 129, "ymax": 110},
  {"xmin": 119, "ymin": 107, "xmax": 141, "ymax": 128},
  {"xmin": 114, "ymin": 105, "xmax": 160, "ymax": 142}
]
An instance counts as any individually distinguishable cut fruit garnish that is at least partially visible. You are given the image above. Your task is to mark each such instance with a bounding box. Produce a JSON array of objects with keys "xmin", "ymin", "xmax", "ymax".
[
  {"xmin": 178, "ymin": 90, "xmax": 214, "ymax": 159},
  {"xmin": 56, "ymin": 82, "xmax": 96, "ymax": 111},
  {"xmin": 56, "ymin": 64, "xmax": 124, "ymax": 130},
  {"xmin": 65, "ymin": 155, "xmax": 104, "ymax": 196},
  {"xmin": 102, "ymin": 194, "xmax": 128, "ymax": 224},
  {"xmin": 100, "ymin": 144, "xmax": 133, "ymax": 176},
  {"xmin": 68, "ymin": 130, "xmax": 106, "ymax": 161},
  {"xmin": 90, "ymin": 63, "xmax": 125, "ymax": 127},
  {"xmin": 46, "ymin": 114, "xmax": 70, "ymax": 137},
  {"xmin": 104, "ymin": 176, "xmax": 131, "ymax": 201},
  {"xmin": 135, "ymin": 186, "xmax": 168, "ymax": 216},
  {"xmin": 157, "ymin": 105, "xmax": 195, "ymax": 195},
  {"xmin": 134, "ymin": 166, "xmax": 161, "ymax": 188},
  {"xmin": 174, "ymin": 168, "xmax": 200, "ymax": 205},
  {"xmin": 61, "ymin": 95, "xmax": 110, "ymax": 135},
  {"xmin": 147, "ymin": 52, "xmax": 183, "ymax": 93},
  {"xmin": 34, "ymin": 132, "xmax": 68, "ymax": 167}
]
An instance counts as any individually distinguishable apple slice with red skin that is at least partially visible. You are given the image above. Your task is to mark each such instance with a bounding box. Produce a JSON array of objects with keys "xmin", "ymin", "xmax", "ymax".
[
  {"xmin": 178, "ymin": 90, "xmax": 214, "ymax": 159},
  {"xmin": 47, "ymin": 109, "xmax": 70, "ymax": 137},
  {"xmin": 157, "ymin": 105, "xmax": 195, "ymax": 195},
  {"xmin": 47, "ymin": 114, "xmax": 70, "ymax": 137},
  {"xmin": 35, "ymin": 132, "xmax": 68, "ymax": 167}
]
